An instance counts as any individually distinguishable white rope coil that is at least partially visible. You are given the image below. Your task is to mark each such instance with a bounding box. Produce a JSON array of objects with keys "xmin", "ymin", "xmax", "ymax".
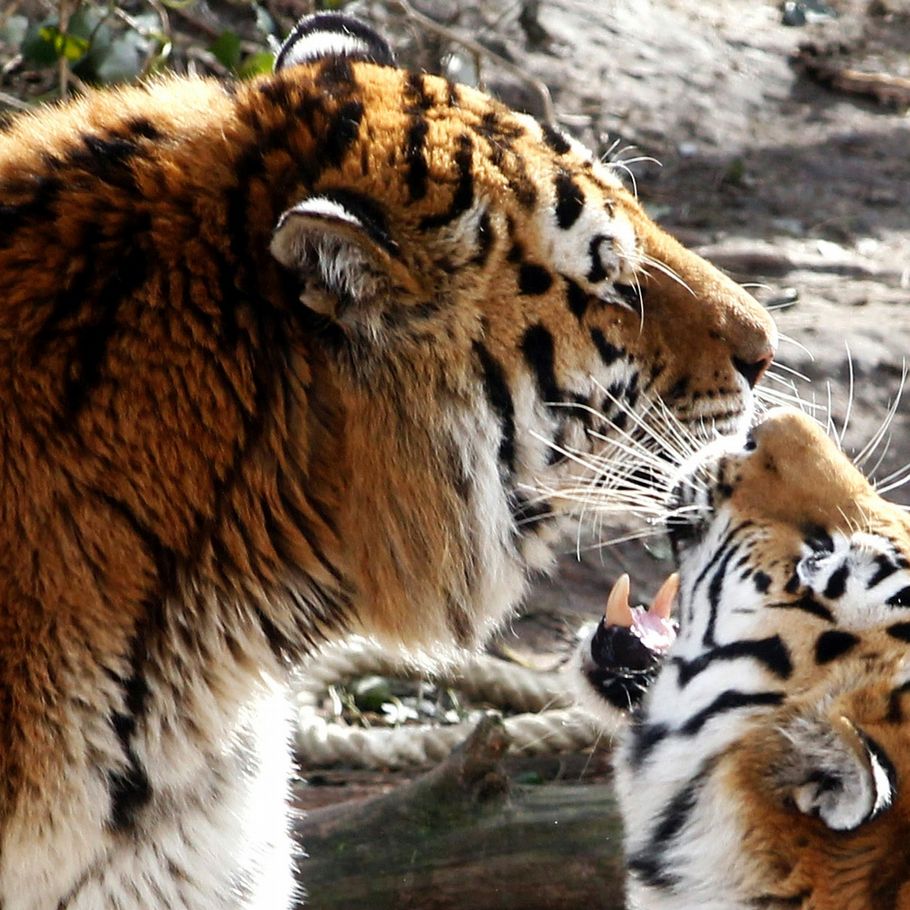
[{"xmin": 295, "ymin": 638, "xmax": 602, "ymax": 769}]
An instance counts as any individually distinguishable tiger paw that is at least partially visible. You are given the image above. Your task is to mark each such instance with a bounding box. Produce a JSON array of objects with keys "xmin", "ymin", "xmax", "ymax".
[{"xmin": 575, "ymin": 573, "xmax": 678, "ymax": 716}]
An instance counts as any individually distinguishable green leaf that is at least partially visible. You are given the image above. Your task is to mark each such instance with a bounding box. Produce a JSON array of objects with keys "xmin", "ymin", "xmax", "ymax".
[
  {"xmin": 238, "ymin": 50, "xmax": 274, "ymax": 79},
  {"xmin": 21, "ymin": 21, "xmax": 61, "ymax": 66},
  {"xmin": 210, "ymin": 31, "xmax": 242, "ymax": 71},
  {"xmin": 42, "ymin": 25, "xmax": 90, "ymax": 62}
]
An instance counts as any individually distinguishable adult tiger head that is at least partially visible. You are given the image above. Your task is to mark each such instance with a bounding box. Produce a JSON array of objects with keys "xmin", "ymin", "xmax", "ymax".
[
  {"xmin": 262, "ymin": 15, "xmax": 777, "ymax": 649},
  {"xmin": 578, "ymin": 407, "xmax": 910, "ymax": 910}
]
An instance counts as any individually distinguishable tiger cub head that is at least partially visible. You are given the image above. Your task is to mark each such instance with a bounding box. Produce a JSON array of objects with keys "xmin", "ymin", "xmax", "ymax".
[
  {"xmin": 263, "ymin": 15, "xmax": 776, "ymax": 646},
  {"xmin": 585, "ymin": 407, "xmax": 910, "ymax": 910}
]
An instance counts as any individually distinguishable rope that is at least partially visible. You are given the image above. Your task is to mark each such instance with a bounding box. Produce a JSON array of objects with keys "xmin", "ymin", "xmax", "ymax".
[{"xmin": 295, "ymin": 637, "xmax": 603, "ymax": 769}]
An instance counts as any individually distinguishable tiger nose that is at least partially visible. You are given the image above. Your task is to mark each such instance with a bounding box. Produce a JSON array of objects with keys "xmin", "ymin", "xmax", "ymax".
[
  {"xmin": 733, "ymin": 350, "xmax": 774, "ymax": 389},
  {"xmin": 722, "ymin": 297, "xmax": 778, "ymax": 388}
]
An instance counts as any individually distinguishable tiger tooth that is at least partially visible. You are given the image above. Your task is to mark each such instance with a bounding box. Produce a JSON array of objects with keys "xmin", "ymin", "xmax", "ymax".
[
  {"xmin": 650, "ymin": 572, "xmax": 680, "ymax": 620},
  {"xmin": 605, "ymin": 573, "xmax": 633, "ymax": 627}
]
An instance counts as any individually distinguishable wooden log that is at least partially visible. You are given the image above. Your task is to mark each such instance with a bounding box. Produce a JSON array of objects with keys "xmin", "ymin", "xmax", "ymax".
[{"xmin": 295, "ymin": 716, "xmax": 626, "ymax": 910}]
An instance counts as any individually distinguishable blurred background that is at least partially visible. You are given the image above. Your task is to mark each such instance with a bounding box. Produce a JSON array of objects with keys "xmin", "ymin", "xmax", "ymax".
[{"xmin": 2, "ymin": 1, "xmax": 908, "ymax": 906}]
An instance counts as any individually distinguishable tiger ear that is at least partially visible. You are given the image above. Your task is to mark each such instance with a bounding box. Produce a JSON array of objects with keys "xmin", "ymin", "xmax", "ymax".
[
  {"xmin": 271, "ymin": 194, "xmax": 418, "ymax": 318},
  {"xmin": 274, "ymin": 12, "xmax": 395, "ymax": 71},
  {"xmin": 781, "ymin": 714, "xmax": 897, "ymax": 832}
]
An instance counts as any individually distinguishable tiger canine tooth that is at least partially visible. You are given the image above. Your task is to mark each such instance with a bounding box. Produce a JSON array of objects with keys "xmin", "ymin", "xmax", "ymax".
[
  {"xmin": 650, "ymin": 572, "xmax": 680, "ymax": 620},
  {"xmin": 605, "ymin": 573, "xmax": 633, "ymax": 627}
]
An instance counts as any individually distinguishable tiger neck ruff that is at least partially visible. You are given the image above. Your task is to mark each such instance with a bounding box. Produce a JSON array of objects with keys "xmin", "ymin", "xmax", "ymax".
[{"xmin": 0, "ymin": 12, "xmax": 775, "ymax": 909}]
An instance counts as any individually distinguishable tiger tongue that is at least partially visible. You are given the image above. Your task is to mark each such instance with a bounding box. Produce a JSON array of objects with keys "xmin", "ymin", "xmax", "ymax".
[{"xmin": 630, "ymin": 607, "xmax": 677, "ymax": 653}]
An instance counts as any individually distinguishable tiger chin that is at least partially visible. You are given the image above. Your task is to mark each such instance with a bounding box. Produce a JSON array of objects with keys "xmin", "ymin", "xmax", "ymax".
[
  {"xmin": 574, "ymin": 407, "xmax": 910, "ymax": 910},
  {"xmin": 0, "ymin": 11, "xmax": 776, "ymax": 910}
]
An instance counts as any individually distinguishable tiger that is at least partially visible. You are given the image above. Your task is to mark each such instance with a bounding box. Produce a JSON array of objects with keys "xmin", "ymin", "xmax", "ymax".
[
  {"xmin": 574, "ymin": 406, "xmax": 910, "ymax": 910},
  {"xmin": 0, "ymin": 11, "xmax": 777, "ymax": 909}
]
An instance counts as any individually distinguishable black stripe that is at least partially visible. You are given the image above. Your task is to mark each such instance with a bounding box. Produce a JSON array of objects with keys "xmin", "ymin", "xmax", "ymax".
[
  {"xmin": 105, "ymin": 599, "xmax": 163, "ymax": 832},
  {"xmin": 589, "ymin": 328, "xmax": 622, "ymax": 366},
  {"xmin": 627, "ymin": 854, "xmax": 680, "ymax": 892},
  {"xmin": 822, "ymin": 562, "xmax": 848, "ymax": 599},
  {"xmin": 691, "ymin": 522, "xmax": 750, "ymax": 598},
  {"xmin": 510, "ymin": 492, "xmax": 551, "ymax": 530},
  {"xmin": 473, "ymin": 341, "xmax": 516, "ymax": 472},
  {"xmin": 274, "ymin": 473, "xmax": 349, "ymax": 590},
  {"xmin": 70, "ymin": 133, "xmax": 142, "ymax": 192},
  {"xmin": 887, "ymin": 622, "xmax": 910, "ymax": 642},
  {"xmin": 477, "ymin": 116, "xmax": 538, "ymax": 209},
  {"xmin": 652, "ymin": 771, "xmax": 703, "ymax": 843},
  {"xmin": 107, "ymin": 750, "xmax": 152, "ymax": 832},
  {"xmin": 95, "ymin": 492, "xmax": 180, "ymax": 592},
  {"xmin": 0, "ymin": 174, "xmax": 62, "ymax": 245},
  {"xmin": 680, "ymin": 690, "xmax": 784, "ymax": 736},
  {"xmin": 768, "ymin": 594, "xmax": 834, "ymax": 623},
  {"xmin": 553, "ymin": 169, "xmax": 584, "ymax": 229},
  {"xmin": 629, "ymin": 721, "xmax": 669, "ymax": 768},
  {"xmin": 869, "ymin": 554, "xmax": 900, "ymax": 588},
  {"xmin": 753, "ymin": 570, "xmax": 772, "ymax": 593},
  {"xmin": 520, "ymin": 324, "xmax": 562, "ymax": 404},
  {"xmin": 673, "ymin": 636, "xmax": 793, "ymax": 686},
  {"xmin": 64, "ymin": 228, "xmax": 150, "ymax": 417},
  {"xmin": 564, "ymin": 277, "xmax": 588, "ymax": 319},
  {"xmin": 886, "ymin": 680, "xmax": 910, "ymax": 723},
  {"xmin": 629, "ymin": 761, "xmax": 714, "ymax": 890},
  {"xmin": 704, "ymin": 544, "xmax": 741, "ymax": 646},
  {"xmin": 815, "ymin": 629, "xmax": 859, "ymax": 664},
  {"xmin": 322, "ymin": 99, "xmax": 364, "ymax": 168},
  {"xmin": 472, "ymin": 209, "xmax": 494, "ymax": 266},
  {"xmin": 404, "ymin": 73, "xmax": 432, "ymax": 200},
  {"xmin": 541, "ymin": 123, "xmax": 571, "ymax": 154},
  {"xmin": 420, "ymin": 135, "xmax": 474, "ymax": 230},
  {"xmin": 518, "ymin": 263, "xmax": 553, "ymax": 295},
  {"xmin": 886, "ymin": 586, "xmax": 910, "ymax": 607},
  {"xmin": 804, "ymin": 525, "xmax": 834, "ymax": 553},
  {"xmin": 587, "ymin": 235, "xmax": 611, "ymax": 283},
  {"xmin": 628, "ymin": 765, "xmax": 714, "ymax": 892},
  {"xmin": 123, "ymin": 117, "xmax": 164, "ymax": 141},
  {"xmin": 316, "ymin": 188, "xmax": 399, "ymax": 256}
]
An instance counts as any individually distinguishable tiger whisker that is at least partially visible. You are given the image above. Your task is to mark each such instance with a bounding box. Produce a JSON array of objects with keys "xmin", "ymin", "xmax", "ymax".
[
  {"xmin": 857, "ymin": 364, "xmax": 907, "ymax": 470},
  {"xmin": 636, "ymin": 254, "xmax": 696, "ymax": 298}
]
